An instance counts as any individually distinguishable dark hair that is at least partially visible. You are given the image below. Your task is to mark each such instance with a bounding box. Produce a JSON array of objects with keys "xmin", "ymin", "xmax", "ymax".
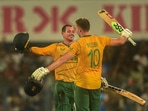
[
  {"xmin": 75, "ymin": 18, "xmax": 90, "ymax": 32},
  {"xmin": 62, "ymin": 24, "xmax": 72, "ymax": 32}
]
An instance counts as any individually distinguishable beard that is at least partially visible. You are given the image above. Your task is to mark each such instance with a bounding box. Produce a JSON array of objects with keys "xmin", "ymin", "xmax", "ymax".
[
  {"xmin": 67, "ymin": 35, "xmax": 74, "ymax": 41},
  {"xmin": 68, "ymin": 38, "xmax": 74, "ymax": 42}
]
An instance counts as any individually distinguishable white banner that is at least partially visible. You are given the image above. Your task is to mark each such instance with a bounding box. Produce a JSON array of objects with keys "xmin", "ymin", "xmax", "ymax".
[{"xmin": 0, "ymin": 0, "xmax": 148, "ymax": 42}]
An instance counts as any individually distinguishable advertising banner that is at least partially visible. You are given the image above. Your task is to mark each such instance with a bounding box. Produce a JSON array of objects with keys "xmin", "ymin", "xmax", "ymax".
[{"xmin": 0, "ymin": 0, "xmax": 148, "ymax": 42}]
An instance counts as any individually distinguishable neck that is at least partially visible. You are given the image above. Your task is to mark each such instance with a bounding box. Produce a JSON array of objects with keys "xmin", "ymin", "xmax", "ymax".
[
  {"xmin": 63, "ymin": 40, "xmax": 72, "ymax": 46},
  {"xmin": 81, "ymin": 31, "xmax": 90, "ymax": 37}
]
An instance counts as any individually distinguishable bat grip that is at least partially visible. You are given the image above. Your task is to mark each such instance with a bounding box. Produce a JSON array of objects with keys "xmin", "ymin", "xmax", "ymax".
[{"xmin": 127, "ymin": 37, "xmax": 136, "ymax": 46}]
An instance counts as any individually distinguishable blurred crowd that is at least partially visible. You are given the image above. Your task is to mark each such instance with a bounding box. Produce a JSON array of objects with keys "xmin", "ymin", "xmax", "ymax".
[
  {"xmin": 0, "ymin": 39, "xmax": 148, "ymax": 111},
  {"xmin": 101, "ymin": 40, "xmax": 148, "ymax": 111}
]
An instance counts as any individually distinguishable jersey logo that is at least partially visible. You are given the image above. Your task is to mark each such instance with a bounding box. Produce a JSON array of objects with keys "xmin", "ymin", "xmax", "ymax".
[{"xmin": 60, "ymin": 48, "xmax": 65, "ymax": 51}]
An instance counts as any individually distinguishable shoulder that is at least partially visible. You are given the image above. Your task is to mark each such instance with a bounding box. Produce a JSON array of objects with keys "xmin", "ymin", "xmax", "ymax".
[
  {"xmin": 96, "ymin": 35, "xmax": 111, "ymax": 41},
  {"xmin": 92, "ymin": 35, "xmax": 111, "ymax": 46},
  {"xmin": 50, "ymin": 42, "xmax": 63, "ymax": 47},
  {"xmin": 96, "ymin": 35, "xmax": 110, "ymax": 39}
]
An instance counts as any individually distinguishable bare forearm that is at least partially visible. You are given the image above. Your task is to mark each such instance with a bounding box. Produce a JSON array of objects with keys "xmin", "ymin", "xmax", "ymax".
[
  {"xmin": 46, "ymin": 57, "xmax": 67, "ymax": 71},
  {"xmin": 111, "ymin": 36, "xmax": 127, "ymax": 46},
  {"xmin": 31, "ymin": 52, "xmax": 74, "ymax": 81},
  {"xmin": 46, "ymin": 52, "xmax": 74, "ymax": 72},
  {"xmin": 111, "ymin": 28, "xmax": 133, "ymax": 46}
]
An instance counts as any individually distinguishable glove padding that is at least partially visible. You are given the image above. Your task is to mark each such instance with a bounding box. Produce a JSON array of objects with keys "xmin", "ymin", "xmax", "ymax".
[
  {"xmin": 121, "ymin": 28, "xmax": 133, "ymax": 38},
  {"xmin": 13, "ymin": 32, "xmax": 29, "ymax": 53},
  {"xmin": 31, "ymin": 67, "xmax": 49, "ymax": 81},
  {"xmin": 24, "ymin": 77, "xmax": 45, "ymax": 96},
  {"xmin": 101, "ymin": 77, "xmax": 109, "ymax": 89}
]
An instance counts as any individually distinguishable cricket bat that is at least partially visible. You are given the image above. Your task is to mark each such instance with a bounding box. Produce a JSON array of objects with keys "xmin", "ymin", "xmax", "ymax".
[
  {"xmin": 107, "ymin": 84, "xmax": 146, "ymax": 105},
  {"xmin": 98, "ymin": 9, "xmax": 136, "ymax": 46}
]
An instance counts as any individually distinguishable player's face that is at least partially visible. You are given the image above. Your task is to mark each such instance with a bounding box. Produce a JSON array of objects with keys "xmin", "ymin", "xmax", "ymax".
[{"xmin": 62, "ymin": 26, "xmax": 75, "ymax": 42}]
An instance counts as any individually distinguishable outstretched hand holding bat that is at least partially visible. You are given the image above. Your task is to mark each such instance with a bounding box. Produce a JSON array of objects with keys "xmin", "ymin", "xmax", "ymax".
[
  {"xmin": 101, "ymin": 77, "xmax": 146, "ymax": 105},
  {"xmin": 98, "ymin": 9, "xmax": 136, "ymax": 46}
]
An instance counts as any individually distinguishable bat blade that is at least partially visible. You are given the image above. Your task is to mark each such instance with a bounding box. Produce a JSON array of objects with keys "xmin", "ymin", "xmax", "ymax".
[
  {"xmin": 108, "ymin": 85, "xmax": 146, "ymax": 105},
  {"xmin": 98, "ymin": 9, "xmax": 136, "ymax": 46}
]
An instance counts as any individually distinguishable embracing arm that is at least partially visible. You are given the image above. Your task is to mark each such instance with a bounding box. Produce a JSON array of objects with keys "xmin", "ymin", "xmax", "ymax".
[
  {"xmin": 30, "ymin": 44, "xmax": 56, "ymax": 56},
  {"xmin": 31, "ymin": 52, "xmax": 74, "ymax": 81},
  {"xmin": 46, "ymin": 52, "xmax": 74, "ymax": 71}
]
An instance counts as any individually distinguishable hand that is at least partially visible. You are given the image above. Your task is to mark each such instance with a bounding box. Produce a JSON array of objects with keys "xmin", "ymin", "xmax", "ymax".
[
  {"xmin": 121, "ymin": 28, "xmax": 133, "ymax": 38},
  {"xmin": 31, "ymin": 67, "xmax": 50, "ymax": 81},
  {"xmin": 101, "ymin": 77, "xmax": 109, "ymax": 89}
]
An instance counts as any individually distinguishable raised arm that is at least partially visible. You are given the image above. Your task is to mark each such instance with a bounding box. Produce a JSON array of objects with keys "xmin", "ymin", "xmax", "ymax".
[{"xmin": 110, "ymin": 28, "xmax": 133, "ymax": 46}]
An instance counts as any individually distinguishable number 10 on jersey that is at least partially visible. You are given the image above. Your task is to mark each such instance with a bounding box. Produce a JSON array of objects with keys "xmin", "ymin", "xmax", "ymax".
[{"xmin": 88, "ymin": 49, "xmax": 100, "ymax": 68}]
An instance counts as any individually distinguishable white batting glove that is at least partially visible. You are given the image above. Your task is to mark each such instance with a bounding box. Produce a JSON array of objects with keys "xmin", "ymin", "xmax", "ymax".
[
  {"xmin": 101, "ymin": 77, "xmax": 109, "ymax": 89},
  {"xmin": 31, "ymin": 67, "xmax": 50, "ymax": 81},
  {"xmin": 121, "ymin": 28, "xmax": 133, "ymax": 38}
]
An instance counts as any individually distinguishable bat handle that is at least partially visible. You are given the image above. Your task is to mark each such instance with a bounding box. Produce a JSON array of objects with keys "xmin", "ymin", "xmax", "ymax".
[{"xmin": 127, "ymin": 37, "xmax": 136, "ymax": 46}]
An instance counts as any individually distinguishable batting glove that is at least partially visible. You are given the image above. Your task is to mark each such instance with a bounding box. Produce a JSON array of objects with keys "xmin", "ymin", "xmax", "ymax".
[
  {"xmin": 101, "ymin": 77, "xmax": 109, "ymax": 89},
  {"xmin": 121, "ymin": 28, "xmax": 133, "ymax": 38},
  {"xmin": 31, "ymin": 67, "xmax": 50, "ymax": 81}
]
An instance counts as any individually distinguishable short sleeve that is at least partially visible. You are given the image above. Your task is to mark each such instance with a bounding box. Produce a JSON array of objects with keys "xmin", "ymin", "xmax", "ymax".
[{"xmin": 69, "ymin": 41, "xmax": 80, "ymax": 56}]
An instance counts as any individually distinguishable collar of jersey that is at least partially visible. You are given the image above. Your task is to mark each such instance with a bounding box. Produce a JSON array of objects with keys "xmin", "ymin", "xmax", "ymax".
[
  {"xmin": 82, "ymin": 35, "xmax": 91, "ymax": 37},
  {"xmin": 62, "ymin": 42, "xmax": 70, "ymax": 47}
]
